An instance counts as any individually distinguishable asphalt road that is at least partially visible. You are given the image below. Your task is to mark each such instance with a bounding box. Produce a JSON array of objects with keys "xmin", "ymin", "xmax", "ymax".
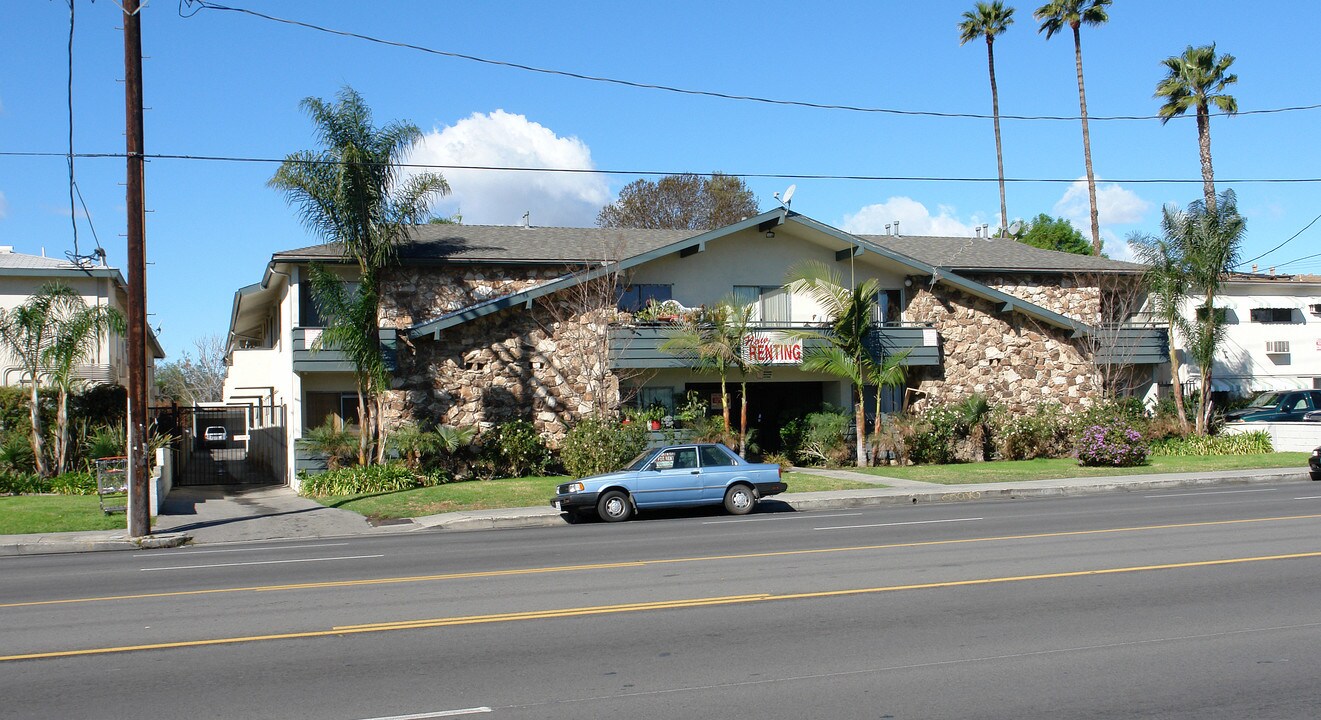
[{"xmin": 5, "ymin": 482, "xmax": 1321, "ymax": 719}]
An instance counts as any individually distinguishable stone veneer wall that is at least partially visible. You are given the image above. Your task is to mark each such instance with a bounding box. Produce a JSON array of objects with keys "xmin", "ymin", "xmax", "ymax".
[
  {"xmin": 907, "ymin": 278, "xmax": 1100, "ymax": 412},
  {"xmin": 378, "ymin": 266, "xmax": 619, "ymax": 443},
  {"xmin": 979, "ymin": 273, "xmax": 1103, "ymax": 324}
]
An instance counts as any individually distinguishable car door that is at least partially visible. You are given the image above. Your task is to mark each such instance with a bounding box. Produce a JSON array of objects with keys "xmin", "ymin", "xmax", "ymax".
[
  {"xmin": 632, "ymin": 447, "xmax": 702, "ymax": 507},
  {"xmin": 1281, "ymin": 393, "xmax": 1309, "ymax": 420},
  {"xmin": 698, "ymin": 444, "xmax": 742, "ymax": 500}
]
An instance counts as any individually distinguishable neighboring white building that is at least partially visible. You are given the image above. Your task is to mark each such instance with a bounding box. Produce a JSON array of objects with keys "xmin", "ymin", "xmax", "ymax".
[
  {"xmin": 1179, "ymin": 271, "xmax": 1321, "ymax": 398},
  {"xmin": 0, "ymin": 247, "xmax": 164, "ymax": 391}
]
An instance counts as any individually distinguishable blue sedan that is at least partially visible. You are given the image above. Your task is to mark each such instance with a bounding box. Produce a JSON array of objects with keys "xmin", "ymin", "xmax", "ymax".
[{"xmin": 551, "ymin": 443, "xmax": 787, "ymax": 522}]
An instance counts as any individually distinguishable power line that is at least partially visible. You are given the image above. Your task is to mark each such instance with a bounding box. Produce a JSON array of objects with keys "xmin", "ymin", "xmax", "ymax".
[
  {"xmin": 180, "ymin": 0, "xmax": 1321, "ymax": 124},
  {"xmin": 7, "ymin": 149, "xmax": 1321, "ymax": 185},
  {"xmin": 1235, "ymin": 211, "xmax": 1321, "ymax": 269}
]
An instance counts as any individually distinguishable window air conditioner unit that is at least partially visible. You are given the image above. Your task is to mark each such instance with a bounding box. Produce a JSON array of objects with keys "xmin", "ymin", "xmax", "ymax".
[{"xmin": 1265, "ymin": 340, "xmax": 1290, "ymax": 354}]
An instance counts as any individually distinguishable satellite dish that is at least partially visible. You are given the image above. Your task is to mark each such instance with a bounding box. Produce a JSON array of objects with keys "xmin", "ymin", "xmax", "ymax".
[
  {"xmin": 774, "ymin": 184, "xmax": 796, "ymax": 210},
  {"xmin": 1007, "ymin": 219, "xmax": 1024, "ymax": 236}
]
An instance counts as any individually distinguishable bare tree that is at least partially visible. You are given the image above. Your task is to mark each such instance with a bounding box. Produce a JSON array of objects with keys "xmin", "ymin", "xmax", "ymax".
[
  {"xmin": 1070, "ymin": 272, "xmax": 1154, "ymax": 400},
  {"xmin": 156, "ymin": 334, "xmax": 226, "ymax": 404},
  {"xmin": 531, "ymin": 239, "xmax": 651, "ymax": 421}
]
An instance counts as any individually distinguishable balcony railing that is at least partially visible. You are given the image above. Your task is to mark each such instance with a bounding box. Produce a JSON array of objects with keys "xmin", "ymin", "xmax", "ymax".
[
  {"xmin": 1092, "ymin": 324, "xmax": 1169, "ymax": 365},
  {"xmin": 607, "ymin": 322, "xmax": 941, "ymax": 370},
  {"xmin": 292, "ymin": 327, "xmax": 355, "ymax": 373}
]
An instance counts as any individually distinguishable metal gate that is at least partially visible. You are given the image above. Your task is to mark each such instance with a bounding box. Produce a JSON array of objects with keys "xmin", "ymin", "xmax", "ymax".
[{"xmin": 152, "ymin": 404, "xmax": 287, "ymax": 486}]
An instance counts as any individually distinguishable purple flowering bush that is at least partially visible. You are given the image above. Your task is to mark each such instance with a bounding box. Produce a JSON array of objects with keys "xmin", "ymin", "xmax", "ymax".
[{"xmin": 1075, "ymin": 417, "xmax": 1149, "ymax": 467}]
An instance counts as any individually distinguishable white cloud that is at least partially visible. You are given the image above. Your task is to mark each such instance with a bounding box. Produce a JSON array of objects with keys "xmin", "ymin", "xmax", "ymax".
[
  {"xmin": 407, "ymin": 110, "xmax": 609, "ymax": 226},
  {"xmin": 841, "ymin": 196, "xmax": 984, "ymax": 236},
  {"xmin": 1053, "ymin": 178, "xmax": 1152, "ymax": 228}
]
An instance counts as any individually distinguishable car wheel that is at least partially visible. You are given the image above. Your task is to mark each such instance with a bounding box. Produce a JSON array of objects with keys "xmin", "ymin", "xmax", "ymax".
[
  {"xmin": 1312, "ymin": 471, "xmax": 1320, "ymax": 481},
  {"xmin": 597, "ymin": 490, "xmax": 632, "ymax": 522},
  {"xmin": 724, "ymin": 484, "xmax": 756, "ymax": 515}
]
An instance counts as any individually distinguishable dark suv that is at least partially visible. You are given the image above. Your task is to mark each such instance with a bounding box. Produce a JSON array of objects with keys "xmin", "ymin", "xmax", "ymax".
[{"xmin": 1225, "ymin": 390, "xmax": 1321, "ymax": 423}]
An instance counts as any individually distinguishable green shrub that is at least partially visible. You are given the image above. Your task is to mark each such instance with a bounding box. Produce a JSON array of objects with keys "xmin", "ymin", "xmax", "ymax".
[
  {"xmin": 480, "ymin": 419, "xmax": 550, "ymax": 478},
  {"xmin": 48, "ymin": 471, "xmax": 97, "ymax": 495},
  {"xmin": 299, "ymin": 420, "xmax": 358, "ymax": 470},
  {"xmin": 907, "ymin": 404, "xmax": 965, "ymax": 465},
  {"xmin": 560, "ymin": 418, "xmax": 648, "ymax": 478},
  {"xmin": 0, "ymin": 470, "xmax": 44, "ymax": 495},
  {"xmin": 795, "ymin": 409, "xmax": 853, "ymax": 466},
  {"xmin": 989, "ymin": 403, "xmax": 1071, "ymax": 461},
  {"xmin": 1149, "ymin": 431, "xmax": 1273, "ymax": 456},
  {"xmin": 298, "ymin": 463, "xmax": 423, "ymax": 497},
  {"xmin": 1076, "ymin": 417, "xmax": 1148, "ymax": 467}
]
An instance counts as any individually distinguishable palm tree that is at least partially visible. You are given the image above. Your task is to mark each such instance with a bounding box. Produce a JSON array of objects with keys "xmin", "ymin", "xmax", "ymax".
[
  {"xmin": 1034, "ymin": 0, "xmax": 1111, "ymax": 256},
  {"xmin": 720, "ymin": 299, "xmax": 766, "ymax": 455},
  {"xmin": 660, "ymin": 301, "xmax": 745, "ymax": 436},
  {"xmin": 270, "ymin": 86, "xmax": 449, "ymax": 464},
  {"xmin": 868, "ymin": 349, "xmax": 910, "ymax": 464},
  {"xmin": 785, "ymin": 260, "xmax": 881, "ymax": 468},
  {"xmin": 0, "ymin": 283, "xmax": 123, "ymax": 477},
  {"xmin": 1184, "ymin": 189, "xmax": 1245, "ymax": 433},
  {"xmin": 1128, "ymin": 208, "xmax": 1194, "ymax": 433},
  {"xmin": 45, "ymin": 299, "xmax": 125, "ymax": 474},
  {"xmin": 1154, "ymin": 44, "xmax": 1238, "ymax": 215},
  {"xmin": 959, "ymin": 1, "xmax": 1015, "ymax": 237}
]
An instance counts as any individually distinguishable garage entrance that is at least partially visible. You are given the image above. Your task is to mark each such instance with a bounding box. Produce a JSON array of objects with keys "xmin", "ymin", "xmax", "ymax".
[{"xmin": 152, "ymin": 404, "xmax": 287, "ymax": 487}]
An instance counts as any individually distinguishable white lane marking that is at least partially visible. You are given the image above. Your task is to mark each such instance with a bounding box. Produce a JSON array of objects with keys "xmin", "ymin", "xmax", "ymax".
[
  {"xmin": 153, "ymin": 542, "xmax": 352, "ymax": 556},
  {"xmin": 703, "ymin": 512, "xmax": 864, "ymax": 525},
  {"xmin": 815, "ymin": 517, "xmax": 983, "ymax": 531},
  {"xmin": 140, "ymin": 554, "xmax": 385, "ymax": 571},
  {"xmin": 1295, "ymin": 496, "xmax": 1321, "ymax": 500},
  {"xmin": 1144, "ymin": 488, "xmax": 1277, "ymax": 499},
  {"xmin": 356, "ymin": 709, "xmax": 492, "ymax": 719}
]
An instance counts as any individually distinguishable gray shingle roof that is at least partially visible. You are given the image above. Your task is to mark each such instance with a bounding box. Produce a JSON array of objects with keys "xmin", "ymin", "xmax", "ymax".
[
  {"xmin": 0, "ymin": 250, "xmax": 88, "ymax": 270},
  {"xmin": 275, "ymin": 224, "xmax": 1146, "ymax": 274},
  {"xmin": 860, "ymin": 234, "xmax": 1145, "ymax": 274}
]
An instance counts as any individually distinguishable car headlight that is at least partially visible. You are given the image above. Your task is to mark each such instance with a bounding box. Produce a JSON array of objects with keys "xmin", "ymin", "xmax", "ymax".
[{"xmin": 564, "ymin": 482, "xmax": 585, "ymax": 493}]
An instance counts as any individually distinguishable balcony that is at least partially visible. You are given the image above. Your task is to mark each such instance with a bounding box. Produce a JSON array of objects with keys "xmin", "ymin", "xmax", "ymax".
[
  {"xmin": 607, "ymin": 322, "xmax": 941, "ymax": 370},
  {"xmin": 1091, "ymin": 324, "xmax": 1169, "ymax": 365},
  {"xmin": 292, "ymin": 327, "xmax": 355, "ymax": 373}
]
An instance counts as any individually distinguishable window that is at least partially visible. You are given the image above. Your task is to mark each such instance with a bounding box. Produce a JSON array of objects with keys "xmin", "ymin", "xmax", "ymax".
[
  {"xmin": 305, "ymin": 391, "xmax": 360, "ymax": 431},
  {"xmin": 874, "ymin": 289, "xmax": 903, "ymax": 324},
  {"xmin": 700, "ymin": 445, "xmax": 738, "ymax": 467},
  {"xmin": 734, "ymin": 285, "xmax": 791, "ymax": 324},
  {"xmin": 299, "ymin": 277, "xmax": 360, "ymax": 328},
  {"xmin": 1195, "ymin": 306, "xmax": 1228, "ymax": 323},
  {"xmin": 617, "ymin": 283, "xmax": 672, "ymax": 312},
  {"xmin": 1250, "ymin": 307, "xmax": 1295, "ymax": 323},
  {"xmin": 638, "ymin": 387, "xmax": 674, "ymax": 415}
]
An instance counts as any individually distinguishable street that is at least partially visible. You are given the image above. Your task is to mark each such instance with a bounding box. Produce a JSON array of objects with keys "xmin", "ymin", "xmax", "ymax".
[{"xmin": 4, "ymin": 483, "xmax": 1321, "ymax": 719}]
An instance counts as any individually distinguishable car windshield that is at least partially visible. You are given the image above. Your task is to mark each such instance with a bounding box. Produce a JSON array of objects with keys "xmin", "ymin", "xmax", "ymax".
[
  {"xmin": 622, "ymin": 449, "xmax": 660, "ymax": 472},
  {"xmin": 1249, "ymin": 393, "xmax": 1283, "ymax": 408}
]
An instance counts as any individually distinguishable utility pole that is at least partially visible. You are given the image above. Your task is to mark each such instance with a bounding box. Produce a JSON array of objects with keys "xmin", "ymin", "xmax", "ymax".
[{"xmin": 124, "ymin": 0, "xmax": 150, "ymax": 537}]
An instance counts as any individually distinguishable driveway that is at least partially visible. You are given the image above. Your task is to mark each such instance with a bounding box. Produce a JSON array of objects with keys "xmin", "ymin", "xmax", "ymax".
[{"xmin": 152, "ymin": 484, "xmax": 410, "ymax": 544}]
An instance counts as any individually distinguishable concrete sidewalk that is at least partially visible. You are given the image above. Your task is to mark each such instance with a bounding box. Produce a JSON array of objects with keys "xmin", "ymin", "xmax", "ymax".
[{"xmin": 4, "ymin": 466, "xmax": 1311, "ymax": 556}]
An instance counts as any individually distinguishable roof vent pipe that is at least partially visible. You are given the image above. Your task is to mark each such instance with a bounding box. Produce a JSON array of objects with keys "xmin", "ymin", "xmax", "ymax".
[
  {"xmin": 892, "ymin": 221, "xmax": 900, "ymax": 237},
  {"xmin": 974, "ymin": 226, "xmax": 982, "ymax": 238},
  {"xmin": 521, "ymin": 211, "xmax": 530, "ymax": 228},
  {"xmin": 1269, "ymin": 267, "xmax": 1276, "ymax": 276},
  {"xmin": 885, "ymin": 223, "xmax": 891, "ymax": 235},
  {"xmin": 1252, "ymin": 264, "xmax": 1258, "ymax": 273}
]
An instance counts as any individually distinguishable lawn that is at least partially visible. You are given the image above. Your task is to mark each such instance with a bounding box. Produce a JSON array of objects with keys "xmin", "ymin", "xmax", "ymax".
[
  {"xmin": 314, "ymin": 472, "xmax": 879, "ymax": 520},
  {"xmin": 850, "ymin": 453, "xmax": 1313, "ymax": 485},
  {"xmin": 0, "ymin": 495, "xmax": 130, "ymax": 535}
]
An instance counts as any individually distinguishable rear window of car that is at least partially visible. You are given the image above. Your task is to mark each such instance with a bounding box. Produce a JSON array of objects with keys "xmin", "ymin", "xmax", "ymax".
[{"xmin": 700, "ymin": 445, "xmax": 737, "ymax": 467}]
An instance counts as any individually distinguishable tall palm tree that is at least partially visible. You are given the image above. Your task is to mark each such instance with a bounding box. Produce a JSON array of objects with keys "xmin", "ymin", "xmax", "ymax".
[
  {"xmin": 959, "ymin": 1, "xmax": 1015, "ymax": 237},
  {"xmin": 307, "ymin": 266, "xmax": 387, "ymax": 465},
  {"xmin": 1184, "ymin": 189, "xmax": 1245, "ymax": 434},
  {"xmin": 1128, "ymin": 208, "xmax": 1194, "ymax": 433},
  {"xmin": 785, "ymin": 261, "xmax": 881, "ymax": 468},
  {"xmin": 1154, "ymin": 44, "xmax": 1238, "ymax": 215},
  {"xmin": 270, "ymin": 86, "xmax": 449, "ymax": 464},
  {"xmin": 1034, "ymin": 0, "xmax": 1111, "ymax": 256},
  {"xmin": 868, "ymin": 349, "xmax": 910, "ymax": 464}
]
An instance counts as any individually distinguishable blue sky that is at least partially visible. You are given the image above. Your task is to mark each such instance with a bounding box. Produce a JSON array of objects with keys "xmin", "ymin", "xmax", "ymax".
[{"xmin": 2, "ymin": 1, "xmax": 1318, "ymax": 359}]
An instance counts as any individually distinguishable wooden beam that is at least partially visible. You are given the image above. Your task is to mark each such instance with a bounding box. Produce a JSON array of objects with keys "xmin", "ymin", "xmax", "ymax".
[{"xmin": 679, "ymin": 242, "xmax": 705, "ymax": 258}]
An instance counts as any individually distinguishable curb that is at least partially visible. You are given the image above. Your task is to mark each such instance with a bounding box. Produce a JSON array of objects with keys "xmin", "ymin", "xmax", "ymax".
[{"xmin": 0, "ymin": 532, "xmax": 191, "ymax": 557}]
